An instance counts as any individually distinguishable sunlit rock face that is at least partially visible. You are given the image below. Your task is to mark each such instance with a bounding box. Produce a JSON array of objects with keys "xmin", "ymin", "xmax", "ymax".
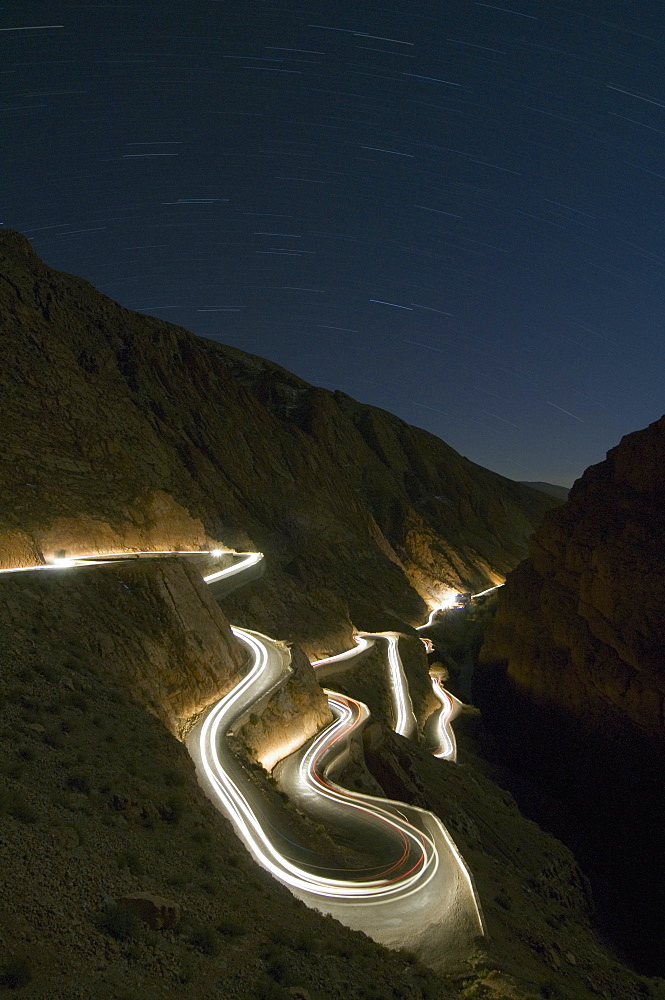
[
  {"xmin": 238, "ymin": 644, "xmax": 332, "ymax": 771},
  {"xmin": 478, "ymin": 414, "xmax": 665, "ymax": 747},
  {"xmin": 0, "ymin": 228, "xmax": 555, "ymax": 646},
  {"xmin": 0, "ymin": 557, "xmax": 247, "ymax": 736}
]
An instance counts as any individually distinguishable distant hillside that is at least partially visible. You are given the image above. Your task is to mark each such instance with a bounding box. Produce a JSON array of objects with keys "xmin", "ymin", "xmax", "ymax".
[
  {"xmin": 520, "ymin": 481, "xmax": 569, "ymax": 501},
  {"xmin": 0, "ymin": 228, "xmax": 556, "ymax": 652}
]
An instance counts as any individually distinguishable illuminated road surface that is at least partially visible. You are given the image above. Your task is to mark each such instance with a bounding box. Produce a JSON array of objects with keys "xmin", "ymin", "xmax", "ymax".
[
  {"xmin": 3, "ymin": 547, "xmax": 483, "ymax": 965},
  {"xmin": 190, "ymin": 626, "xmax": 484, "ymax": 964},
  {"xmin": 203, "ymin": 551, "xmax": 265, "ymax": 596},
  {"xmin": 424, "ymin": 671, "xmax": 464, "ymax": 762},
  {"xmin": 313, "ymin": 633, "xmax": 418, "ymax": 740}
]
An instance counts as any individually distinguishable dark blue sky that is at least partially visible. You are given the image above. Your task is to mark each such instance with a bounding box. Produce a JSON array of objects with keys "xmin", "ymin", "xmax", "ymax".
[{"xmin": 3, "ymin": 1, "xmax": 665, "ymax": 486}]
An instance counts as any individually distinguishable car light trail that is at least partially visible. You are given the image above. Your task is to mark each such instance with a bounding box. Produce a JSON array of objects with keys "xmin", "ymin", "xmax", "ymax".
[
  {"xmin": 385, "ymin": 635, "xmax": 418, "ymax": 739},
  {"xmin": 428, "ymin": 673, "xmax": 463, "ymax": 761},
  {"xmin": 312, "ymin": 635, "xmax": 371, "ymax": 669},
  {"xmin": 203, "ymin": 550, "xmax": 263, "ymax": 583},
  {"xmin": 0, "ymin": 546, "xmax": 484, "ymax": 949},
  {"xmin": 313, "ymin": 635, "xmax": 417, "ymax": 741},
  {"xmin": 197, "ymin": 627, "xmax": 443, "ymax": 901}
]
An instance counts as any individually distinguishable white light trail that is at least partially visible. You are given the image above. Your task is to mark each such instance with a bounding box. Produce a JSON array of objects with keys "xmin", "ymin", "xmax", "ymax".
[
  {"xmin": 428, "ymin": 674, "xmax": 462, "ymax": 761},
  {"xmin": 385, "ymin": 636, "xmax": 418, "ymax": 739},
  {"xmin": 197, "ymin": 628, "xmax": 441, "ymax": 901},
  {"xmin": 203, "ymin": 551, "xmax": 263, "ymax": 583},
  {"xmin": 0, "ymin": 546, "xmax": 485, "ymax": 948},
  {"xmin": 312, "ymin": 635, "xmax": 370, "ymax": 668}
]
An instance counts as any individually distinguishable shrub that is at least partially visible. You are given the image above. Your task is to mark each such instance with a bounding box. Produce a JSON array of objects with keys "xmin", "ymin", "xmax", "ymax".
[
  {"xmin": 0, "ymin": 955, "xmax": 32, "ymax": 988},
  {"xmin": 188, "ymin": 925, "xmax": 219, "ymax": 956},
  {"xmin": 65, "ymin": 774, "xmax": 90, "ymax": 794},
  {"xmin": 264, "ymin": 950, "xmax": 293, "ymax": 985},
  {"xmin": 255, "ymin": 974, "xmax": 291, "ymax": 1000},
  {"xmin": 116, "ymin": 850, "xmax": 143, "ymax": 876},
  {"xmin": 163, "ymin": 768, "xmax": 186, "ymax": 788},
  {"xmin": 160, "ymin": 794, "xmax": 186, "ymax": 824},
  {"xmin": 97, "ymin": 902, "xmax": 141, "ymax": 942},
  {"xmin": 217, "ymin": 915, "xmax": 245, "ymax": 937},
  {"xmin": 0, "ymin": 791, "xmax": 37, "ymax": 825},
  {"xmin": 43, "ymin": 730, "xmax": 64, "ymax": 749},
  {"xmin": 540, "ymin": 983, "xmax": 563, "ymax": 999},
  {"xmin": 66, "ymin": 693, "xmax": 88, "ymax": 712},
  {"xmin": 494, "ymin": 889, "xmax": 513, "ymax": 911}
]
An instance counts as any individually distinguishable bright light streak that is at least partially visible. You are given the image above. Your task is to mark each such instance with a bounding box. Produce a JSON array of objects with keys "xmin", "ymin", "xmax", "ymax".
[
  {"xmin": 211, "ymin": 548, "xmax": 224, "ymax": 558},
  {"xmin": 471, "ymin": 583, "xmax": 503, "ymax": 598},
  {"xmin": 429, "ymin": 674, "xmax": 462, "ymax": 761},
  {"xmin": 385, "ymin": 636, "xmax": 417, "ymax": 739},
  {"xmin": 314, "ymin": 635, "xmax": 416, "ymax": 741},
  {"xmin": 0, "ymin": 547, "xmax": 484, "ymax": 942},
  {"xmin": 203, "ymin": 551, "xmax": 263, "ymax": 583},
  {"xmin": 312, "ymin": 635, "xmax": 370, "ymax": 668},
  {"xmin": 197, "ymin": 628, "xmax": 442, "ymax": 900}
]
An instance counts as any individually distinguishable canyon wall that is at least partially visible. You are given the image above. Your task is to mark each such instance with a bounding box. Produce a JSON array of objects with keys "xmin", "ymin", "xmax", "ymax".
[
  {"xmin": 475, "ymin": 414, "xmax": 665, "ymax": 972},
  {"xmin": 477, "ymin": 414, "xmax": 665, "ymax": 750},
  {"xmin": 0, "ymin": 228, "xmax": 556, "ymax": 650}
]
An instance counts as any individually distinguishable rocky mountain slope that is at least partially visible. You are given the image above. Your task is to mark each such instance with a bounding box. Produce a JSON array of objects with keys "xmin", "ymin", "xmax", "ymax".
[
  {"xmin": 0, "ymin": 228, "xmax": 555, "ymax": 653},
  {"xmin": 2, "ymin": 552, "xmax": 659, "ymax": 1000},
  {"xmin": 476, "ymin": 414, "xmax": 665, "ymax": 972},
  {"xmin": 1, "ymin": 229, "xmax": 662, "ymax": 997},
  {"xmin": 0, "ymin": 560, "xmax": 445, "ymax": 1000},
  {"xmin": 519, "ymin": 482, "xmax": 570, "ymax": 501}
]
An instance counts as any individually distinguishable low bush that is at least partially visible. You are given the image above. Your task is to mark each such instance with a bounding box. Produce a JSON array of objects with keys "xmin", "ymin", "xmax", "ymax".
[
  {"xmin": 96, "ymin": 902, "xmax": 141, "ymax": 942},
  {"xmin": 0, "ymin": 955, "xmax": 32, "ymax": 988},
  {"xmin": 217, "ymin": 915, "xmax": 245, "ymax": 937},
  {"xmin": 255, "ymin": 974, "xmax": 291, "ymax": 1000},
  {"xmin": 116, "ymin": 850, "xmax": 143, "ymax": 876},
  {"xmin": 65, "ymin": 773, "xmax": 90, "ymax": 794},
  {"xmin": 0, "ymin": 791, "xmax": 37, "ymax": 825},
  {"xmin": 188, "ymin": 925, "xmax": 219, "ymax": 956}
]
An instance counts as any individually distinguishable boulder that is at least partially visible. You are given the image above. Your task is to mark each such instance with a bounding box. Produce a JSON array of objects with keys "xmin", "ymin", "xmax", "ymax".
[{"xmin": 115, "ymin": 893, "xmax": 180, "ymax": 930}]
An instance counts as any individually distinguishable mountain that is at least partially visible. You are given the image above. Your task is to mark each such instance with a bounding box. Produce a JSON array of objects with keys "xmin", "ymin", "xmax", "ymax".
[
  {"xmin": 477, "ymin": 414, "xmax": 665, "ymax": 972},
  {"xmin": 519, "ymin": 482, "xmax": 570, "ymax": 500},
  {"xmin": 0, "ymin": 228, "xmax": 555, "ymax": 655},
  {"xmin": 0, "ymin": 230, "xmax": 661, "ymax": 998}
]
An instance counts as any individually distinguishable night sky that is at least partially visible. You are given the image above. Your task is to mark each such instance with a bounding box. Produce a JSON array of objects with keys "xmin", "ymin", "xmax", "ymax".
[{"xmin": 3, "ymin": 2, "xmax": 665, "ymax": 487}]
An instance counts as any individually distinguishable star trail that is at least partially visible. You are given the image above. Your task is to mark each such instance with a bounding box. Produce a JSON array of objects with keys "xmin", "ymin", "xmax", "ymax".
[{"xmin": 3, "ymin": 0, "xmax": 665, "ymax": 486}]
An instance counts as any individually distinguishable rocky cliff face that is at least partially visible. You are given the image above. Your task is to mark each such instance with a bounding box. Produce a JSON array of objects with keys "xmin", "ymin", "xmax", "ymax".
[
  {"xmin": 0, "ymin": 558, "xmax": 246, "ymax": 737},
  {"xmin": 0, "ymin": 228, "xmax": 555, "ymax": 652},
  {"xmin": 475, "ymin": 414, "xmax": 665, "ymax": 972},
  {"xmin": 478, "ymin": 414, "xmax": 665, "ymax": 749},
  {"xmin": 238, "ymin": 643, "xmax": 332, "ymax": 770}
]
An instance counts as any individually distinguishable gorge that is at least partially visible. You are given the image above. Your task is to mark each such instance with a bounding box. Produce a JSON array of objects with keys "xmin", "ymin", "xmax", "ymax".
[{"xmin": 1, "ymin": 229, "xmax": 663, "ymax": 1000}]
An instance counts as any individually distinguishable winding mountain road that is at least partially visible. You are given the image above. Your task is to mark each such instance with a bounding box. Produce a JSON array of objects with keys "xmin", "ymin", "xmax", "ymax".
[{"xmin": 4, "ymin": 546, "xmax": 485, "ymax": 967}]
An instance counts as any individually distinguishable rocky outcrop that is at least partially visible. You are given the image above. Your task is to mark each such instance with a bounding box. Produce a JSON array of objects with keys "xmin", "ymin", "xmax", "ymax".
[
  {"xmin": 0, "ymin": 228, "xmax": 556, "ymax": 650},
  {"xmin": 0, "ymin": 557, "xmax": 247, "ymax": 737},
  {"xmin": 478, "ymin": 414, "xmax": 665, "ymax": 749},
  {"xmin": 475, "ymin": 414, "xmax": 665, "ymax": 972},
  {"xmin": 114, "ymin": 893, "xmax": 181, "ymax": 930},
  {"xmin": 238, "ymin": 643, "xmax": 332, "ymax": 770}
]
